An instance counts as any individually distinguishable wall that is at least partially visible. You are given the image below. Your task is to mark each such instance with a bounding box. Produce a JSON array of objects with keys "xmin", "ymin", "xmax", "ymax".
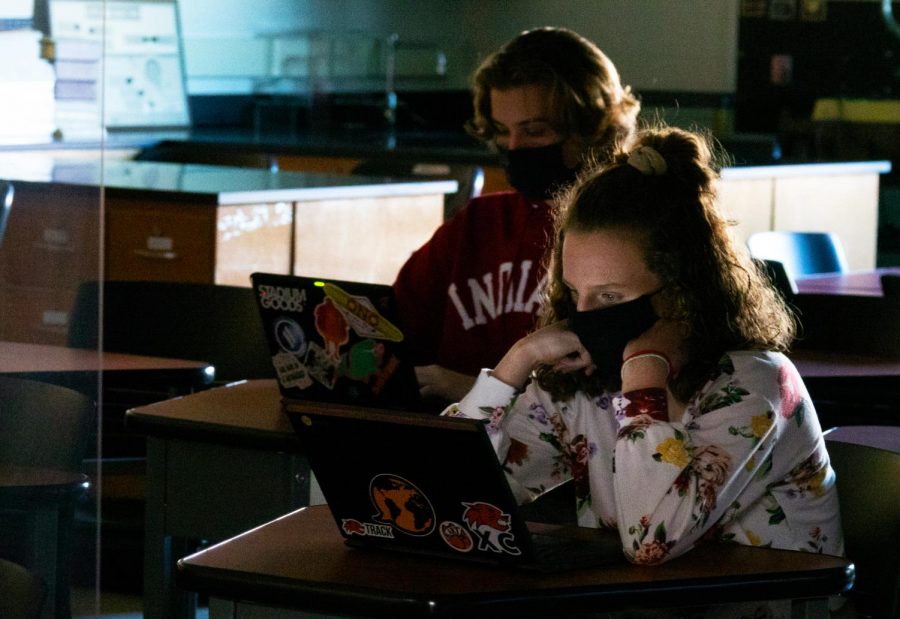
[{"xmin": 177, "ymin": 0, "xmax": 740, "ymax": 96}]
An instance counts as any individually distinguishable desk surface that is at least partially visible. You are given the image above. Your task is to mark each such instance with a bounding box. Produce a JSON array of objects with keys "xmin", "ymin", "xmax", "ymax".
[
  {"xmin": 125, "ymin": 378, "xmax": 295, "ymax": 452},
  {"xmin": 0, "ymin": 463, "xmax": 87, "ymax": 494},
  {"xmin": 0, "ymin": 341, "xmax": 213, "ymax": 376},
  {"xmin": 789, "ymin": 349, "xmax": 900, "ymax": 378},
  {"xmin": 178, "ymin": 505, "xmax": 853, "ymax": 617},
  {"xmin": 795, "ymin": 267, "xmax": 900, "ymax": 297}
]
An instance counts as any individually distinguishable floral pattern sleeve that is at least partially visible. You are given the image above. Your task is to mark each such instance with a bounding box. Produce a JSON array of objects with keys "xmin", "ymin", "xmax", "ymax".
[
  {"xmin": 613, "ymin": 352, "xmax": 841, "ymax": 564},
  {"xmin": 446, "ymin": 353, "xmax": 843, "ymax": 567}
]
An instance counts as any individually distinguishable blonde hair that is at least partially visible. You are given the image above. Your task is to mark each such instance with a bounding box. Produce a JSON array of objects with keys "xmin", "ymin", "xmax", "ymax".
[{"xmin": 465, "ymin": 27, "xmax": 640, "ymax": 159}]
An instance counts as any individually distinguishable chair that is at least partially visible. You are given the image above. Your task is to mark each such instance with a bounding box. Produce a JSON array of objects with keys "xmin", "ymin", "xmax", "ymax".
[
  {"xmin": 746, "ymin": 231, "xmax": 849, "ymax": 281},
  {"xmin": 67, "ymin": 279, "xmax": 274, "ymax": 386},
  {"xmin": 134, "ymin": 140, "xmax": 279, "ymax": 172},
  {"xmin": 0, "ymin": 180, "xmax": 12, "ymax": 247},
  {"xmin": 754, "ymin": 258, "xmax": 798, "ymax": 303},
  {"xmin": 881, "ymin": 274, "xmax": 900, "ymax": 297},
  {"xmin": 0, "ymin": 376, "xmax": 95, "ymax": 619},
  {"xmin": 824, "ymin": 425, "xmax": 900, "ymax": 618},
  {"xmin": 0, "ymin": 558, "xmax": 46, "ymax": 619},
  {"xmin": 67, "ymin": 279, "xmax": 273, "ymax": 455},
  {"xmin": 352, "ymin": 158, "xmax": 484, "ymax": 219}
]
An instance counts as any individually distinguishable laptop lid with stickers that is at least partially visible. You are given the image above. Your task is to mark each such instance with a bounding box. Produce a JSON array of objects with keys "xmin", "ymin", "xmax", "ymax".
[
  {"xmin": 283, "ymin": 401, "xmax": 624, "ymax": 572},
  {"xmin": 250, "ymin": 272, "xmax": 422, "ymax": 411}
]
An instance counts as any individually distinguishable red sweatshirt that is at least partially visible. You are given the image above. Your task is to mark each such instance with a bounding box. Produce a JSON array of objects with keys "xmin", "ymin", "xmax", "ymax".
[{"xmin": 393, "ymin": 191, "xmax": 554, "ymax": 376}]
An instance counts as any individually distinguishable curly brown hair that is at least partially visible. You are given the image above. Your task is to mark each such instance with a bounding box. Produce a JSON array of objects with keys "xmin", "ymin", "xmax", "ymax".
[
  {"xmin": 465, "ymin": 27, "xmax": 640, "ymax": 159},
  {"xmin": 534, "ymin": 125, "xmax": 797, "ymax": 402}
]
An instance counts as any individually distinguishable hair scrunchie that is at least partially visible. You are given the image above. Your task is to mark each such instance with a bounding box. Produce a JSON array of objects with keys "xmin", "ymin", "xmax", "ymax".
[{"xmin": 627, "ymin": 146, "xmax": 667, "ymax": 176}]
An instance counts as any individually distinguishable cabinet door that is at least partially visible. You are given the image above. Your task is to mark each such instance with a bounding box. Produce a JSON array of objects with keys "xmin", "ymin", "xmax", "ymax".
[
  {"xmin": 106, "ymin": 199, "xmax": 216, "ymax": 283},
  {"xmin": 773, "ymin": 174, "xmax": 879, "ymax": 271},
  {"xmin": 294, "ymin": 195, "xmax": 444, "ymax": 284},
  {"xmin": 715, "ymin": 177, "xmax": 774, "ymax": 249},
  {"xmin": 214, "ymin": 203, "xmax": 293, "ymax": 286}
]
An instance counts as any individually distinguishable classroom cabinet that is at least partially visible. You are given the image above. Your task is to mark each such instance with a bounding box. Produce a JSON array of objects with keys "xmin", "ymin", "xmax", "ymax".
[{"xmin": 0, "ymin": 159, "xmax": 448, "ymax": 345}]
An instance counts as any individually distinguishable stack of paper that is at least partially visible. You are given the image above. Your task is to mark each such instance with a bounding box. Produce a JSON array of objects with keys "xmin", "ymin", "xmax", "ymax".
[{"xmin": 0, "ymin": 27, "xmax": 56, "ymax": 144}]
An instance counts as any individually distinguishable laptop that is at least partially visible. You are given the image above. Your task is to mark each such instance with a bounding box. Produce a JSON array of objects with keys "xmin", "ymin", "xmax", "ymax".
[
  {"xmin": 283, "ymin": 400, "xmax": 625, "ymax": 572},
  {"xmin": 250, "ymin": 272, "xmax": 424, "ymax": 412}
]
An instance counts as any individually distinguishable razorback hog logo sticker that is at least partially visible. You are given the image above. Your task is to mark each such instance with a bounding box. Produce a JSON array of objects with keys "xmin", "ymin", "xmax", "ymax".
[{"xmin": 461, "ymin": 501, "xmax": 521, "ymax": 555}]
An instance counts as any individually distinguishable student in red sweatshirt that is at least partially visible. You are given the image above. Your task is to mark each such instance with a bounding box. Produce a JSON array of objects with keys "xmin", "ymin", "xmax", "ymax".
[{"xmin": 393, "ymin": 27, "xmax": 641, "ymax": 404}]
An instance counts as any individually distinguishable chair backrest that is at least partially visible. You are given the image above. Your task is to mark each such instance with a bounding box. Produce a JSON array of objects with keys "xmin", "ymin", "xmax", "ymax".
[
  {"xmin": 352, "ymin": 158, "xmax": 484, "ymax": 219},
  {"xmin": 67, "ymin": 280, "xmax": 274, "ymax": 384},
  {"xmin": 824, "ymin": 425, "xmax": 900, "ymax": 618},
  {"xmin": 746, "ymin": 231, "xmax": 849, "ymax": 281},
  {"xmin": 0, "ymin": 180, "xmax": 12, "ymax": 248},
  {"xmin": 754, "ymin": 258, "xmax": 798, "ymax": 302},
  {"xmin": 0, "ymin": 376, "xmax": 95, "ymax": 473},
  {"xmin": 881, "ymin": 274, "xmax": 900, "ymax": 297},
  {"xmin": 0, "ymin": 558, "xmax": 46, "ymax": 619}
]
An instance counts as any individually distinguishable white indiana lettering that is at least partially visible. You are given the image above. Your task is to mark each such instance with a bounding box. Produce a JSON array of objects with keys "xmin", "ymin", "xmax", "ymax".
[{"xmin": 447, "ymin": 261, "xmax": 546, "ymax": 331}]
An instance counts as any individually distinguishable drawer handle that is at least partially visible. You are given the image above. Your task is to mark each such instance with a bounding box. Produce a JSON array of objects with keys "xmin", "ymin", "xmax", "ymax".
[
  {"xmin": 133, "ymin": 248, "xmax": 179, "ymax": 260},
  {"xmin": 33, "ymin": 241, "xmax": 75, "ymax": 253}
]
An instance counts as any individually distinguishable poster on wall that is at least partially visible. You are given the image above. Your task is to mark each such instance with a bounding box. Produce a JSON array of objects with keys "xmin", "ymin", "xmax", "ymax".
[{"xmin": 48, "ymin": 0, "xmax": 190, "ymax": 135}]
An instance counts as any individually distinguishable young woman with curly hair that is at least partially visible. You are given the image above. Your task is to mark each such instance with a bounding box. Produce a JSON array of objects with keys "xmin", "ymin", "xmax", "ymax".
[{"xmin": 445, "ymin": 125, "xmax": 843, "ymax": 598}]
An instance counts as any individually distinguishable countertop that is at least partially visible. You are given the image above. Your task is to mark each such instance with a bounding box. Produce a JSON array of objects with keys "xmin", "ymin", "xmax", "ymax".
[
  {"xmin": 0, "ymin": 154, "xmax": 458, "ymax": 204},
  {"xmin": 0, "ymin": 127, "xmax": 892, "ymax": 178}
]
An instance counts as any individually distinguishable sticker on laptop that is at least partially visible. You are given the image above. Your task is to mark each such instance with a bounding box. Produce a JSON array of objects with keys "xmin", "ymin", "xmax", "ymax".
[
  {"xmin": 461, "ymin": 501, "xmax": 521, "ymax": 556},
  {"xmin": 369, "ymin": 474, "xmax": 435, "ymax": 536},
  {"xmin": 273, "ymin": 317, "xmax": 307, "ymax": 355},
  {"xmin": 341, "ymin": 518, "xmax": 394, "ymax": 539},
  {"xmin": 439, "ymin": 521, "xmax": 474, "ymax": 553},
  {"xmin": 313, "ymin": 297, "xmax": 350, "ymax": 359},
  {"xmin": 322, "ymin": 283, "xmax": 404, "ymax": 342},
  {"xmin": 271, "ymin": 350, "xmax": 313, "ymax": 390},
  {"xmin": 305, "ymin": 341, "xmax": 340, "ymax": 389}
]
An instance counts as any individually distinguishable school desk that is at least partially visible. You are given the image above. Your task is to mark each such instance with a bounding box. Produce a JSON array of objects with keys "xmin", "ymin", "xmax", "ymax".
[
  {"xmin": 124, "ymin": 379, "xmax": 309, "ymax": 619},
  {"xmin": 125, "ymin": 356, "xmax": 895, "ymax": 618},
  {"xmin": 0, "ymin": 340, "xmax": 215, "ymax": 458},
  {"xmin": 176, "ymin": 504, "xmax": 854, "ymax": 618},
  {"xmin": 795, "ymin": 266, "xmax": 900, "ymax": 296}
]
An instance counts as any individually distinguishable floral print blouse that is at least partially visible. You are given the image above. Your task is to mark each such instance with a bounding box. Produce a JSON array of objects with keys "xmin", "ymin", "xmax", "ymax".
[{"xmin": 444, "ymin": 350, "xmax": 844, "ymax": 565}]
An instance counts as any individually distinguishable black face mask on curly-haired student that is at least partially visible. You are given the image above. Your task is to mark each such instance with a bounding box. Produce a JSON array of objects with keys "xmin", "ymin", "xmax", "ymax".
[
  {"xmin": 567, "ymin": 292, "xmax": 659, "ymax": 380},
  {"xmin": 499, "ymin": 142, "xmax": 581, "ymax": 201}
]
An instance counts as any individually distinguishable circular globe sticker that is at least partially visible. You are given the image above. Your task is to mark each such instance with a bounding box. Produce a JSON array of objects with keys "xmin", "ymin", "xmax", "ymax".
[{"xmin": 369, "ymin": 474, "xmax": 435, "ymax": 536}]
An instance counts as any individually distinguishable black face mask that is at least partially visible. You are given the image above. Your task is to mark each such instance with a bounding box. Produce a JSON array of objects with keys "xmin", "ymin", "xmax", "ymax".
[
  {"xmin": 567, "ymin": 293, "xmax": 659, "ymax": 381},
  {"xmin": 499, "ymin": 142, "xmax": 580, "ymax": 201}
]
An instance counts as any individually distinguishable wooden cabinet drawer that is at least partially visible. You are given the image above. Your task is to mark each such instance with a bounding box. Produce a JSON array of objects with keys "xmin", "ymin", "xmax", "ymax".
[
  {"xmin": 106, "ymin": 199, "xmax": 216, "ymax": 283},
  {"xmin": 0, "ymin": 283, "xmax": 77, "ymax": 344},
  {"xmin": 0, "ymin": 184, "xmax": 100, "ymax": 288}
]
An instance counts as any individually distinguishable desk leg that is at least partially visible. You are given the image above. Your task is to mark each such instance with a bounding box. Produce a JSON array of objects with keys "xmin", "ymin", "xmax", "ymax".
[
  {"xmin": 32, "ymin": 507, "xmax": 60, "ymax": 619},
  {"xmin": 143, "ymin": 438, "xmax": 195, "ymax": 619}
]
